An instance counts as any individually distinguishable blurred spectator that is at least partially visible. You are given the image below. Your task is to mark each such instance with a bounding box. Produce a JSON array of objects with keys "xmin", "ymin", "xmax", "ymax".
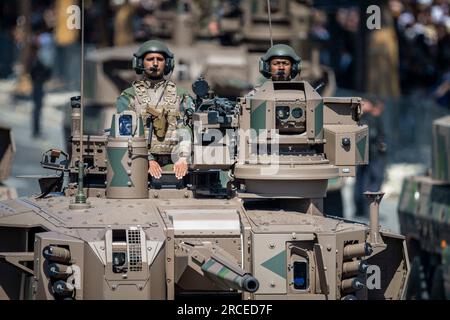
[
  {"xmin": 0, "ymin": 3, "xmax": 17, "ymax": 78},
  {"xmin": 30, "ymin": 41, "xmax": 52, "ymax": 138},
  {"xmin": 354, "ymin": 98, "xmax": 387, "ymax": 217},
  {"xmin": 390, "ymin": 0, "xmax": 450, "ymax": 102}
]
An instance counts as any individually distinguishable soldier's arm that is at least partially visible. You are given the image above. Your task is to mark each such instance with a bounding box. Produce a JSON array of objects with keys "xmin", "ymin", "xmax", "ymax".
[{"xmin": 115, "ymin": 87, "xmax": 136, "ymax": 113}]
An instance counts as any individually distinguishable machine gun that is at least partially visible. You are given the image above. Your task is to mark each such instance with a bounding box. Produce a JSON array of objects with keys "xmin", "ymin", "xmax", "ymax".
[{"xmin": 191, "ymin": 76, "xmax": 238, "ymax": 127}]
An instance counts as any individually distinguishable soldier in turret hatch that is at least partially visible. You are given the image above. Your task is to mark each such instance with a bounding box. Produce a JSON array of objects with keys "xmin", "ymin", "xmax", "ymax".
[
  {"xmin": 115, "ymin": 40, "xmax": 193, "ymax": 181},
  {"xmin": 259, "ymin": 44, "xmax": 302, "ymax": 82},
  {"xmin": 245, "ymin": 44, "xmax": 301, "ymax": 100}
]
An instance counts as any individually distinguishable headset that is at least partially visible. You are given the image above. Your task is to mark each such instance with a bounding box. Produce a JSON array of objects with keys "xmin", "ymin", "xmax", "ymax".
[
  {"xmin": 133, "ymin": 51, "xmax": 175, "ymax": 76},
  {"xmin": 259, "ymin": 56, "xmax": 301, "ymax": 80}
]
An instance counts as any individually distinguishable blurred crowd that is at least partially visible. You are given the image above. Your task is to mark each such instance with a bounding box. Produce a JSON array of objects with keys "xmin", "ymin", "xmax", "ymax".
[
  {"xmin": 391, "ymin": 0, "xmax": 450, "ymax": 105},
  {"xmin": 309, "ymin": 0, "xmax": 449, "ymax": 105},
  {"xmin": 0, "ymin": 0, "xmax": 448, "ymax": 106}
]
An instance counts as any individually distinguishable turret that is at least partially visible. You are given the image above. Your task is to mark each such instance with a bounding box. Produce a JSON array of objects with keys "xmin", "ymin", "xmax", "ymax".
[{"xmin": 233, "ymin": 80, "xmax": 368, "ymax": 215}]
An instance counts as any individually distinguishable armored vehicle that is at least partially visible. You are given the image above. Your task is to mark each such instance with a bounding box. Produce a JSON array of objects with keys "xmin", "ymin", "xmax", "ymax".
[
  {"xmin": 398, "ymin": 115, "xmax": 450, "ymax": 299},
  {"xmin": 0, "ymin": 75, "xmax": 409, "ymax": 300},
  {"xmin": 0, "ymin": 125, "xmax": 17, "ymax": 201}
]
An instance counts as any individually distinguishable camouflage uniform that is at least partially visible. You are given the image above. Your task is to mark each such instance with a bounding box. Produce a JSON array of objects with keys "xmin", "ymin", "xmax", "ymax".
[{"xmin": 116, "ymin": 78, "xmax": 193, "ymax": 169}]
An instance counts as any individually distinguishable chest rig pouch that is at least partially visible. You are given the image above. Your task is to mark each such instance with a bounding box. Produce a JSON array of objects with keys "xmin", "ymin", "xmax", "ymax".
[{"xmin": 133, "ymin": 80, "xmax": 180, "ymax": 155}]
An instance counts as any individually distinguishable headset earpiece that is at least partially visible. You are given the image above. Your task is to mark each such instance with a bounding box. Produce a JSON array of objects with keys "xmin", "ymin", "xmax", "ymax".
[
  {"xmin": 259, "ymin": 58, "xmax": 271, "ymax": 79},
  {"xmin": 164, "ymin": 56, "xmax": 174, "ymax": 75},
  {"xmin": 132, "ymin": 55, "xmax": 143, "ymax": 75}
]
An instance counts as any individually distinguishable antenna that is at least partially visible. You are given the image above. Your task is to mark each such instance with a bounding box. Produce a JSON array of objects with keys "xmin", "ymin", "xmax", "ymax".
[
  {"xmin": 70, "ymin": 0, "xmax": 90, "ymax": 209},
  {"xmin": 267, "ymin": 0, "xmax": 273, "ymax": 47}
]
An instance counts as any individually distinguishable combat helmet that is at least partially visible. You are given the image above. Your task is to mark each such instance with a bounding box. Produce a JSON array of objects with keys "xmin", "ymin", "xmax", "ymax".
[
  {"xmin": 132, "ymin": 40, "xmax": 175, "ymax": 75},
  {"xmin": 259, "ymin": 44, "xmax": 301, "ymax": 79}
]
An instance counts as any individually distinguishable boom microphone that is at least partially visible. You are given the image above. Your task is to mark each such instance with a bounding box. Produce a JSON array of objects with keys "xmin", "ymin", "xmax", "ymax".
[{"xmin": 135, "ymin": 66, "xmax": 158, "ymax": 72}]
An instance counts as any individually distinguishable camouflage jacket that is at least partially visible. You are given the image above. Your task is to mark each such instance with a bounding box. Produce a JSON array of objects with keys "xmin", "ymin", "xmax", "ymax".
[{"xmin": 116, "ymin": 78, "xmax": 194, "ymax": 163}]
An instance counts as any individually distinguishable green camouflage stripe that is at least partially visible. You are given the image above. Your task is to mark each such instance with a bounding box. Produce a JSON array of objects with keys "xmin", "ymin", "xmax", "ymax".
[
  {"xmin": 251, "ymin": 101, "xmax": 266, "ymax": 134},
  {"xmin": 314, "ymin": 101, "xmax": 323, "ymax": 138},
  {"xmin": 107, "ymin": 148, "xmax": 133, "ymax": 187},
  {"xmin": 436, "ymin": 133, "xmax": 449, "ymax": 181},
  {"xmin": 261, "ymin": 250, "xmax": 287, "ymax": 279},
  {"xmin": 357, "ymin": 136, "xmax": 367, "ymax": 161},
  {"xmin": 218, "ymin": 266, "xmax": 230, "ymax": 279},
  {"xmin": 201, "ymin": 259, "xmax": 215, "ymax": 271}
]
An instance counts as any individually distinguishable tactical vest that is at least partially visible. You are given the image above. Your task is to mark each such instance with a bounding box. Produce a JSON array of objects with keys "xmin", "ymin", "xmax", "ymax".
[{"xmin": 131, "ymin": 79, "xmax": 181, "ymax": 155}]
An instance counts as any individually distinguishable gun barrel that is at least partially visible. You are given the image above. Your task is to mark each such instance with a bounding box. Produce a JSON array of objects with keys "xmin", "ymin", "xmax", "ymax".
[{"xmin": 201, "ymin": 258, "xmax": 259, "ymax": 293}]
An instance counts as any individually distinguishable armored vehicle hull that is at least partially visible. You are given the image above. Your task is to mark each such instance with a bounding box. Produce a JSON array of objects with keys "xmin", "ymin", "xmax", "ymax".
[
  {"xmin": 0, "ymin": 191, "xmax": 408, "ymax": 300},
  {"xmin": 398, "ymin": 116, "xmax": 450, "ymax": 299}
]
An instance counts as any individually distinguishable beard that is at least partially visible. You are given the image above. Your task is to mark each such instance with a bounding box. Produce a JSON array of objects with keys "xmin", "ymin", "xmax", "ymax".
[
  {"xmin": 145, "ymin": 70, "xmax": 163, "ymax": 80},
  {"xmin": 272, "ymin": 72, "xmax": 290, "ymax": 81},
  {"xmin": 147, "ymin": 74, "xmax": 163, "ymax": 80}
]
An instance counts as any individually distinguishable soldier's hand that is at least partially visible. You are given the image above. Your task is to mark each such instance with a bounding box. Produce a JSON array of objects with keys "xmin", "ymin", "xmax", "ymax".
[
  {"xmin": 174, "ymin": 157, "xmax": 188, "ymax": 180},
  {"xmin": 149, "ymin": 160, "xmax": 162, "ymax": 179}
]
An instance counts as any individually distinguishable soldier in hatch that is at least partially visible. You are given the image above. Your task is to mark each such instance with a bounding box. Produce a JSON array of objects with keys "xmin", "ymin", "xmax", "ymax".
[
  {"xmin": 259, "ymin": 44, "xmax": 302, "ymax": 82},
  {"xmin": 116, "ymin": 40, "xmax": 193, "ymax": 180}
]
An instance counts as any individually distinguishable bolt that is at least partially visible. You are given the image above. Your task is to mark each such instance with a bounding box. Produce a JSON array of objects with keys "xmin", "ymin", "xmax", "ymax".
[
  {"xmin": 122, "ymin": 274, "xmax": 127, "ymax": 279},
  {"xmin": 138, "ymin": 285, "xmax": 143, "ymax": 291},
  {"xmin": 147, "ymin": 247, "xmax": 152, "ymax": 251},
  {"xmin": 292, "ymin": 232, "xmax": 297, "ymax": 240},
  {"xmin": 270, "ymin": 281, "xmax": 276, "ymax": 288},
  {"xmin": 111, "ymin": 285, "xmax": 117, "ymax": 291},
  {"xmin": 269, "ymin": 242, "xmax": 275, "ymax": 249},
  {"xmin": 327, "ymin": 245, "xmax": 332, "ymax": 251}
]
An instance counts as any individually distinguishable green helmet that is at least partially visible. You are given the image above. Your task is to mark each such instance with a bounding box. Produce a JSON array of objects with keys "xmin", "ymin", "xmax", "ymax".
[
  {"xmin": 132, "ymin": 40, "xmax": 175, "ymax": 75},
  {"xmin": 259, "ymin": 44, "xmax": 301, "ymax": 79}
]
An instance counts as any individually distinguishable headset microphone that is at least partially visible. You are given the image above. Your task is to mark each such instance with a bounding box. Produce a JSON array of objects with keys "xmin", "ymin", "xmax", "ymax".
[{"xmin": 135, "ymin": 66, "xmax": 158, "ymax": 72}]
